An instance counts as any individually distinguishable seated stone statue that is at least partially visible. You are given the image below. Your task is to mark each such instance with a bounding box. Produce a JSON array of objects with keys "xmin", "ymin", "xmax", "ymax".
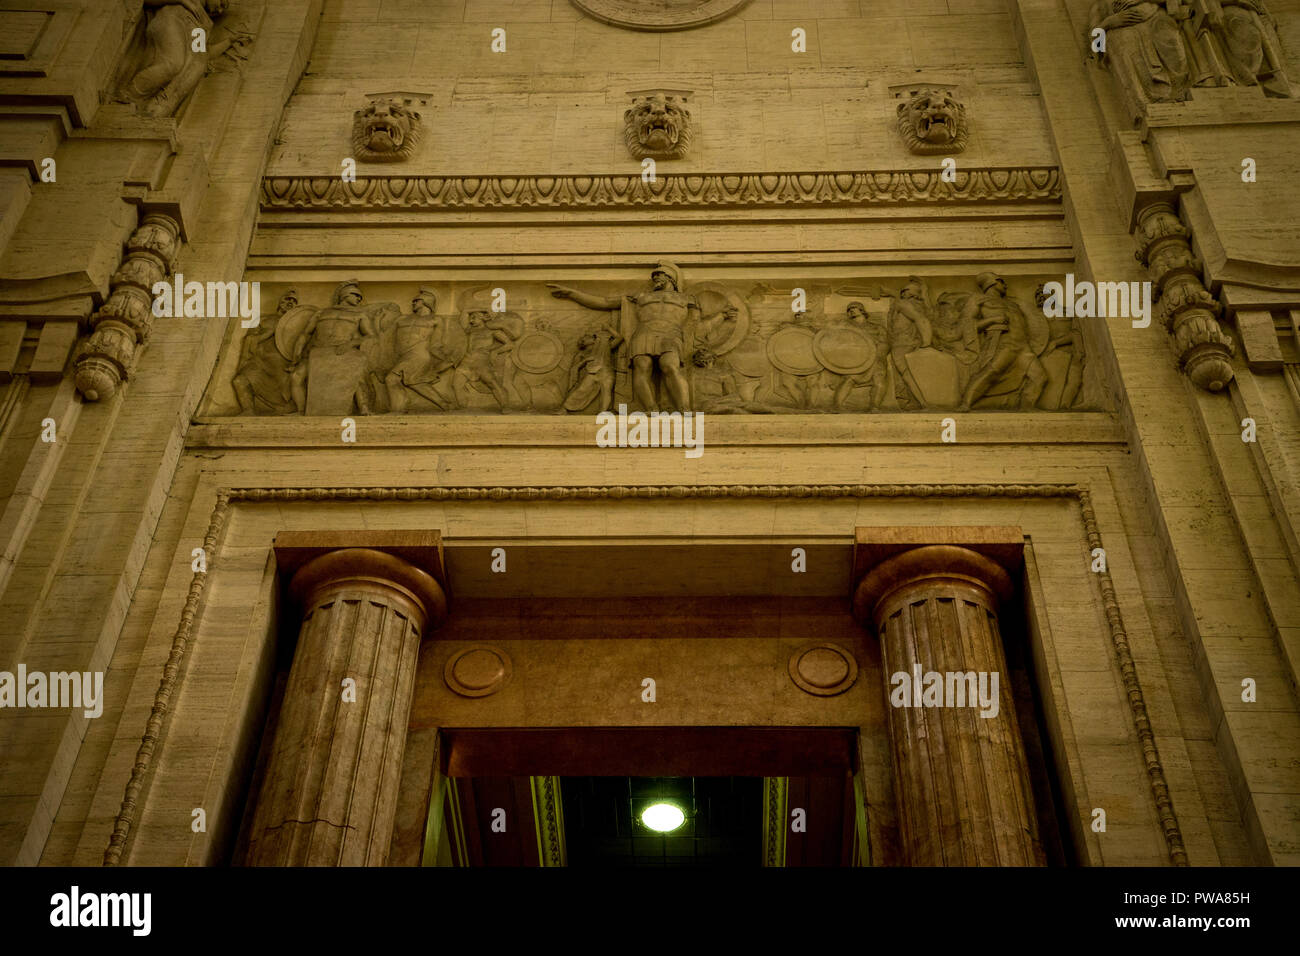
[{"xmin": 119, "ymin": 0, "xmax": 242, "ymax": 117}]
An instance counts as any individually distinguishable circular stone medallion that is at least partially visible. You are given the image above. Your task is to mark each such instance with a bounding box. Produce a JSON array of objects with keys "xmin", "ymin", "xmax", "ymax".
[
  {"xmin": 766, "ymin": 325, "xmax": 821, "ymax": 376},
  {"xmin": 788, "ymin": 642, "xmax": 858, "ymax": 696},
  {"xmin": 445, "ymin": 645, "xmax": 512, "ymax": 698},
  {"xmin": 511, "ymin": 330, "xmax": 566, "ymax": 375},
  {"xmin": 570, "ymin": 0, "xmax": 754, "ymax": 31},
  {"xmin": 813, "ymin": 326, "xmax": 876, "ymax": 375}
]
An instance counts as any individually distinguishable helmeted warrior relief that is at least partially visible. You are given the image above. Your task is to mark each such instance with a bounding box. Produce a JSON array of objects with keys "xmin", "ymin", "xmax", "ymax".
[
  {"xmin": 888, "ymin": 278, "xmax": 938, "ymax": 408},
  {"xmin": 451, "ymin": 310, "xmax": 522, "ymax": 411},
  {"xmin": 960, "ymin": 273, "xmax": 1049, "ymax": 411},
  {"xmin": 352, "ymin": 93, "xmax": 429, "ymax": 162},
  {"xmin": 550, "ymin": 262, "xmax": 701, "ymax": 411},
  {"xmin": 562, "ymin": 324, "xmax": 624, "ymax": 414},
  {"xmin": 623, "ymin": 91, "xmax": 693, "ymax": 160},
  {"xmin": 217, "ymin": 275, "xmax": 1096, "ymax": 416},
  {"xmin": 116, "ymin": 0, "xmax": 260, "ymax": 117},
  {"xmin": 232, "ymin": 289, "xmax": 299, "ymax": 414},
  {"xmin": 1036, "ymin": 284, "xmax": 1087, "ymax": 410},
  {"xmin": 384, "ymin": 288, "xmax": 455, "ymax": 412},
  {"xmin": 275, "ymin": 279, "xmax": 400, "ymax": 415},
  {"xmin": 895, "ymin": 87, "xmax": 969, "ymax": 154},
  {"xmin": 825, "ymin": 302, "xmax": 890, "ymax": 410}
]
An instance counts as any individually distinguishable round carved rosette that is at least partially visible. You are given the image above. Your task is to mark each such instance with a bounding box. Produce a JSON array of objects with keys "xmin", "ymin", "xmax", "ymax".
[
  {"xmin": 571, "ymin": 0, "xmax": 753, "ymax": 31},
  {"xmin": 444, "ymin": 645, "xmax": 512, "ymax": 697},
  {"xmin": 788, "ymin": 642, "xmax": 858, "ymax": 696}
]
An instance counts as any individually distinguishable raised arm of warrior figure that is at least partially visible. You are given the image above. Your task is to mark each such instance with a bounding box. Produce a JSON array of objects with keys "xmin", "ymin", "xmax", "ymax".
[
  {"xmin": 547, "ymin": 283, "xmax": 623, "ymax": 312},
  {"xmin": 549, "ymin": 263, "xmax": 696, "ymax": 411}
]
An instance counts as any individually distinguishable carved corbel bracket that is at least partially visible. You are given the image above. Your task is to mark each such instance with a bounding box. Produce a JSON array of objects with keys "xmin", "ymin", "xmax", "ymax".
[
  {"xmin": 1133, "ymin": 201, "xmax": 1234, "ymax": 392},
  {"xmin": 73, "ymin": 212, "xmax": 181, "ymax": 402}
]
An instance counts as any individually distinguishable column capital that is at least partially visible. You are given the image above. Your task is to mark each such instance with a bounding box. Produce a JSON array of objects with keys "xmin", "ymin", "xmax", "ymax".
[
  {"xmin": 274, "ymin": 530, "xmax": 448, "ymax": 633},
  {"xmin": 851, "ymin": 526, "xmax": 1023, "ymax": 627}
]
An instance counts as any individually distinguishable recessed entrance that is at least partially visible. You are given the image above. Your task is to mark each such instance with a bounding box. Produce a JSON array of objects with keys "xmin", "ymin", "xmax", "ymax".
[{"xmin": 424, "ymin": 728, "xmax": 863, "ymax": 866}]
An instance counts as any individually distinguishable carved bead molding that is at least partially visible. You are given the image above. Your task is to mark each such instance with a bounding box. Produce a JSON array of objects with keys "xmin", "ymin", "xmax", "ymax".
[
  {"xmin": 74, "ymin": 213, "xmax": 181, "ymax": 402},
  {"xmin": 530, "ymin": 776, "xmax": 567, "ymax": 867},
  {"xmin": 259, "ymin": 167, "xmax": 1061, "ymax": 212},
  {"xmin": 1133, "ymin": 201, "xmax": 1235, "ymax": 392},
  {"xmin": 762, "ymin": 776, "xmax": 788, "ymax": 867}
]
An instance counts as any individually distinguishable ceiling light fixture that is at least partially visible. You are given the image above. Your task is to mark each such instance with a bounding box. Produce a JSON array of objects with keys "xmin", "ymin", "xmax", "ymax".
[{"xmin": 641, "ymin": 802, "xmax": 686, "ymax": 832}]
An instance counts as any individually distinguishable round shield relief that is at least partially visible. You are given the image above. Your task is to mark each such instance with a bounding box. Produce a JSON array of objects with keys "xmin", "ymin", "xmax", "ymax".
[
  {"xmin": 766, "ymin": 325, "xmax": 821, "ymax": 376},
  {"xmin": 511, "ymin": 329, "xmax": 566, "ymax": 375},
  {"xmin": 813, "ymin": 326, "xmax": 877, "ymax": 375},
  {"xmin": 725, "ymin": 337, "xmax": 770, "ymax": 378},
  {"xmin": 273, "ymin": 304, "xmax": 319, "ymax": 362},
  {"xmin": 692, "ymin": 284, "xmax": 751, "ymax": 356}
]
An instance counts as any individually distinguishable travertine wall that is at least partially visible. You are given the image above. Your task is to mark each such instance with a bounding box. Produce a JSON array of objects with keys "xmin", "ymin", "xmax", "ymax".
[{"xmin": 0, "ymin": 0, "xmax": 1297, "ymax": 869}]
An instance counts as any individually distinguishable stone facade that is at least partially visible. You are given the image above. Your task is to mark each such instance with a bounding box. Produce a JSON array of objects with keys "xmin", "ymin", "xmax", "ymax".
[{"xmin": 0, "ymin": 0, "xmax": 1298, "ymax": 868}]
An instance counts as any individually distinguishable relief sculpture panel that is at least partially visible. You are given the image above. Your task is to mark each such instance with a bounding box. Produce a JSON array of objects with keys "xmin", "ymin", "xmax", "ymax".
[
  {"xmin": 211, "ymin": 271, "xmax": 1099, "ymax": 417},
  {"xmin": 1088, "ymin": 0, "xmax": 1295, "ymax": 105}
]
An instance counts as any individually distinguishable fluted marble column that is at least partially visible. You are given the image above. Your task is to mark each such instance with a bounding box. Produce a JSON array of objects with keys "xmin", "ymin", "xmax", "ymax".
[
  {"xmin": 245, "ymin": 548, "xmax": 446, "ymax": 866},
  {"xmin": 854, "ymin": 544, "xmax": 1045, "ymax": 866}
]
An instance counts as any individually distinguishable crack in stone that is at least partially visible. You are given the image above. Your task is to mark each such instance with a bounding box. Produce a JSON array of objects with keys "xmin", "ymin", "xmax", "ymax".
[{"xmin": 263, "ymin": 817, "xmax": 357, "ymax": 832}]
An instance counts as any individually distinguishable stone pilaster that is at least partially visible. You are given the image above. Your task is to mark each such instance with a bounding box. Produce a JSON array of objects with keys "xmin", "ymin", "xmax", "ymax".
[
  {"xmin": 244, "ymin": 547, "xmax": 446, "ymax": 866},
  {"xmin": 854, "ymin": 538, "xmax": 1045, "ymax": 866}
]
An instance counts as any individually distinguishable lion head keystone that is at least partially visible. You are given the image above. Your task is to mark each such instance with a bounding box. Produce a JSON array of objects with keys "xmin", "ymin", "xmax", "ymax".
[
  {"xmin": 352, "ymin": 91, "xmax": 430, "ymax": 163},
  {"xmin": 894, "ymin": 85, "xmax": 969, "ymax": 155},
  {"xmin": 624, "ymin": 90, "xmax": 693, "ymax": 160}
]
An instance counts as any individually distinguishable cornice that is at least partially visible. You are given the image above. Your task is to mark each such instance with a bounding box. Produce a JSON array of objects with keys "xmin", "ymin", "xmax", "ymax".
[{"xmin": 259, "ymin": 167, "xmax": 1062, "ymax": 212}]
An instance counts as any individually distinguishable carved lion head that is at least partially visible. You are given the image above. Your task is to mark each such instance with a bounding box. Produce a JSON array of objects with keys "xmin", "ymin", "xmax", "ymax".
[
  {"xmin": 896, "ymin": 88, "xmax": 968, "ymax": 155},
  {"xmin": 624, "ymin": 92, "xmax": 692, "ymax": 160},
  {"xmin": 352, "ymin": 94, "xmax": 424, "ymax": 163}
]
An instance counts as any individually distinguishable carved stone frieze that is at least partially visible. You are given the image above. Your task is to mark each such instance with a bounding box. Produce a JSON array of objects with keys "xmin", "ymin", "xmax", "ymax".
[
  {"xmin": 352, "ymin": 92, "xmax": 429, "ymax": 163},
  {"xmin": 624, "ymin": 90, "xmax": 693, "ymax": 160},
  {"xmin": 1133, "ymin": 201, "xmax": 1235, "ymax": 391},
  {"xmin": 894, "ymin": 86, "xmax": 969, "ymax": 155},
  {"xmin": 74, "ymin": 213, "xmax": 182, "ymax": 402},
  {"xmin": 115, "ymin": 0, "xmax": 262, "ymax": 117},
  {"xmin": 259, "ymin": 167, "xmax": 1062, "ymax": 212},
  {"xmin": 1088, "ymin": 0, "xmax": 1294, "ymax": 108},
  {"xmin": 212, "ymin": 273, "xmax": 1099, "ymax": 416}
]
